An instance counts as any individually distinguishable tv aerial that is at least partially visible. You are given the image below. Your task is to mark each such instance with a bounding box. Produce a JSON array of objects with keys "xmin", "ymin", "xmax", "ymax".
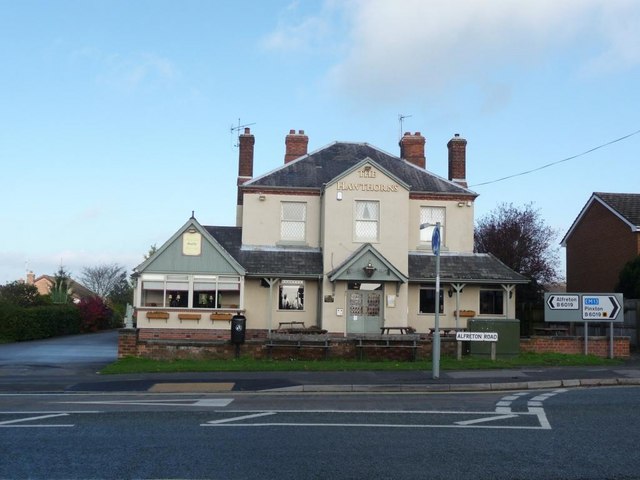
[{"xmin": 230, "ymin": 118, "xmax": 256, "ymax": 147}]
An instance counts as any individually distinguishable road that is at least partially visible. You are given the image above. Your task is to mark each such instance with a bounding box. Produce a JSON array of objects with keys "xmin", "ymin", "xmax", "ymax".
[
  {"xmin": 1, "ymin": 387, "xmax": 639, "ymax": 479},
  {"xmin": 1, "ymin": 331, "xmax": 639, "ymax": 479}
]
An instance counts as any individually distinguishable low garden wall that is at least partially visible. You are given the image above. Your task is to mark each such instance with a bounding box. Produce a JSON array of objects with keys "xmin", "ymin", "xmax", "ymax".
[{"xmin": 119, "ymin": 328, "xmax": 631, "ymax": 361}]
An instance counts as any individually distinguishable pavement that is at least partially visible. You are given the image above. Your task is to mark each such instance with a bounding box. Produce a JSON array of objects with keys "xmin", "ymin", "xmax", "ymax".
[{"xmin": 1, "ymin": 331, "xmax": 640, "ymax": 393}]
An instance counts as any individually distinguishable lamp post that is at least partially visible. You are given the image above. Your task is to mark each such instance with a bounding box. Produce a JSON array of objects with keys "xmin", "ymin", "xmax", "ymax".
[{"xmin": 420, "ymin": 221, "xmax": 441, "ymax": 379}]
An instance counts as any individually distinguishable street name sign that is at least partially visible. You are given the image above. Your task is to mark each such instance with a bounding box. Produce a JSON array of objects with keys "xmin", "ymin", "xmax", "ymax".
[
  {"xmin": 544, "ymin": 292, "xmax": 623, "ymax": 323},
  {"xmin": 456, "ymin": 331, "xmax": 498, "ymax": 342}
]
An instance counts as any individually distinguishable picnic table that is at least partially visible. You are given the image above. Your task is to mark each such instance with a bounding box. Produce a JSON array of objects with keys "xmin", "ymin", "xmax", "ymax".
[{"xmin": 379, "ymin": 326, "xmax": 415, "ymax": 335}]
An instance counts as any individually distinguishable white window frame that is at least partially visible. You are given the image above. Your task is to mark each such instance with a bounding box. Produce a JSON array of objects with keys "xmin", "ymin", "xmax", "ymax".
[
  {"xmin": 354, "ymin": 200, "xmax": 380, "ymax": 242},
  {"xmin": 139, "ymin": 273, "xmax": 242, "ymax": 309},
  {"xmin": 420, "ymin": 206, "xmax": 446, "ymax": 248},
  {"xmin": 280, "ymin": 201, "xmax": 307, "ymax": 242}
]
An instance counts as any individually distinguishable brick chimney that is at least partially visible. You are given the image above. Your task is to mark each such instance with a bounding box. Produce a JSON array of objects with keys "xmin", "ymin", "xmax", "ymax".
[
  {"xmin": 284, "ymin": 129, "xmax": 309, "ymax": 163},
  {"xmin": 26, "ymin": 271, "xmax": 35, "ymax": 285},
  {"xmin": 237, "ymin": 127, "xmax": 255, "ymax": 207},
  {"xmin": 447, "ymin": 133, "xmax": 467, "ymax": 188},
  {"xmin": 399, "ymin": 132, "xmax": 426, "ymax": 169}
]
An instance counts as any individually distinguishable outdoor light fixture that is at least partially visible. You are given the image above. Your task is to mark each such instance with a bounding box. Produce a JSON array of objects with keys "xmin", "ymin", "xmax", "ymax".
[
  {"xmin": 363, "ymin": 261, "xmax": 377, "ymax": 277},
  {"xmin": 448, "ymin": 287, "xmax": 453, "ymax": 298}
]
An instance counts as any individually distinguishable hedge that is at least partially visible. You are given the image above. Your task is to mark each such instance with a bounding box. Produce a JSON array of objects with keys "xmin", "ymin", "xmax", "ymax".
[{"xmin": 0, "ymin": 302, "xmax": 82, "ymax": 342}]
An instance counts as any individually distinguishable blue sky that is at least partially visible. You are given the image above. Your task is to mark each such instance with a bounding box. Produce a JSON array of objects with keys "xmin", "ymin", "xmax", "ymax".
[{"xmin": 1, "ymin": 0, "xmax": 639, "ymax": 285}]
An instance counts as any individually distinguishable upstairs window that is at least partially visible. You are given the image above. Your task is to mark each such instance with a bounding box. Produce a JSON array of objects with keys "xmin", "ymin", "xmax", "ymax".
[
  {"xmin": 281, "ymin": 202, "xmax": 306, "ymax": 242},
  {"xmin": 355, "ymin": 200, "xmax": 379, "ymax": 242},
  {"xmin": 420, "ymin": 206, "xmax": 446, "ymax": 246}
]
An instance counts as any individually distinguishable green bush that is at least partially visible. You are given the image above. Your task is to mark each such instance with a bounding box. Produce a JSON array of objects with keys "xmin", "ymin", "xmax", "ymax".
[{"xmin": 0, "ymin": 301, "xmax": 81, "ymax": 342}]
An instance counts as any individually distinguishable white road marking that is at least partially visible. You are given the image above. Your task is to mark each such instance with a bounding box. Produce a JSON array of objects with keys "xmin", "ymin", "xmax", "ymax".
[
  {"xmin": 203, "ymin": 412, "xmax": 276, "ymax": 425},
  {"xmin": 455, "ymin": 414, "xmax": 519, "ymax": 426},
  {"xmin": 0, "ymin": 413, "xmax": 73, "ymax": 428},
  {"xmin": 61, "ymin": 398, "xmax": 234, "ymax": 407}
]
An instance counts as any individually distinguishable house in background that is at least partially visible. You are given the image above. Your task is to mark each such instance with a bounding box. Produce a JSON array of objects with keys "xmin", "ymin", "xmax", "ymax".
[
  {"xmin": 132, "ymin": 128, "xmax": 527, "ymax": 340},
  {"xmin": 562, "ymin": 192, "xmax": 640, "ymax": 293},
  {"xmin": 25, "ymin": 271, "xmax": 96, "ymax": 303}
]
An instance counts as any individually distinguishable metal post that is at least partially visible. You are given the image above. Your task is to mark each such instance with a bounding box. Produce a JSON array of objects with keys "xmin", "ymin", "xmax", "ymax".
[
  {"xmin": 584, "ymin": 321, "xmax": 588, "ymax": 355},
  {"xmin": 433, "ymin": 222, "xmax": 441, "ymax": 379},
  {"xmin": 609, "ymin": 321, "xmax": 614, "ymax": 359}
]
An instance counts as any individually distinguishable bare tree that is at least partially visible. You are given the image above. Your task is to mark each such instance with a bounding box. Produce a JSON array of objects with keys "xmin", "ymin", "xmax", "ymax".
[
  {"xmin": 79, "ymin": 264, "xmax": 127, "ymax": 299},
  {"xmin": 474, "ymin": 202, "xmax": 561, "ymax": 305}
]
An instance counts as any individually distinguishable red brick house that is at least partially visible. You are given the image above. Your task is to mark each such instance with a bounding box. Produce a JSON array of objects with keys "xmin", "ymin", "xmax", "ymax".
[{"xmin": 562, "ymin": 192, "xmax": 640, "ymax": 293}]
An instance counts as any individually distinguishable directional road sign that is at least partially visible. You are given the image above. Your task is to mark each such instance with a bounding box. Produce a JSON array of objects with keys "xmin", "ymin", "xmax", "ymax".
[
  {"xmin": 546, "ymin": 294, "xmax": 579, "ymax": 310},
  {"xmin": 544, "ymin": 292, "xmax": 624, "ymax": 323},
  {"xmin": 582, "ymin": 295, "xmax": 621, "ymax": 320}
]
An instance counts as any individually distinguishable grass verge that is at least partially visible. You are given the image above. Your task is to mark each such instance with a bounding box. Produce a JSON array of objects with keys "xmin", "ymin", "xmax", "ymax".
[{"xmin": 101, "ymin": 353, "xmax": 623, "ymax": 375}]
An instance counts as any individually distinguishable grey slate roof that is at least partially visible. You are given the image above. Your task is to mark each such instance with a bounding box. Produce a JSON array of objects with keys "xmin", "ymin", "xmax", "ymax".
[
  {"xmin": 207, "ymin": 226, "xmax": 526, "ymax": 284},
  {"xmin": 205, "ymin": 226, "xmax": 323, "ymax": 277},
  {"xmin": 246, "ymin": 142, "xmax": 476, "ymax": 196},
  {"xmin": 595, "ymin": 192, "xmax": 640, "ymax": 226},
  {"xmin": 409, "ymin": 252, "xmax": 529, "ymax": 284}
]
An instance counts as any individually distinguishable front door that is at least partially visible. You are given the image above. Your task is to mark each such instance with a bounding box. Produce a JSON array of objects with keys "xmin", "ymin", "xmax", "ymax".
[{"xmin": 347, "ymin": 288, "xmax": 382, "ymax": 334}]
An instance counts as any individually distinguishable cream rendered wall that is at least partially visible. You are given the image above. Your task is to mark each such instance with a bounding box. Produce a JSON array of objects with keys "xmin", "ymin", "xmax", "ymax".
[
  {"xmin": 320, "ymin": 165, "xmax": 411, "ymax": 332},
  {"xmin": 407, "ymin": 284, "xmax": 517, "ymax": 333},
  {"xmin": 241, "ymin": 192, "xmax": 321, "ymax": 247},
  {"xmin": 242, "ymin": 278, "xmax": 319, "ymax": 330},
  {"xmin": 408, "ymin": 199, "xmax": 474, "ymax": 253}
]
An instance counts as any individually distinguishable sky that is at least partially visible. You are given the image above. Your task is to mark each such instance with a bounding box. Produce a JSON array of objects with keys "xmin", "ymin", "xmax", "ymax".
[{"xmin": 1, "ymin": 0, "xmax": 639, "ymax": 285}]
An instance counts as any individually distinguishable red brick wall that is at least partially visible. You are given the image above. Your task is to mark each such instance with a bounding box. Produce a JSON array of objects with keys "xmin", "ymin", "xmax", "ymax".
[
  {"xmin": 566, "ymin": 200, "xmax": 639, "ymax": 292},
  {"xmin": 520, "ymin": 336, "xmax": 629, "ymax": 358}
]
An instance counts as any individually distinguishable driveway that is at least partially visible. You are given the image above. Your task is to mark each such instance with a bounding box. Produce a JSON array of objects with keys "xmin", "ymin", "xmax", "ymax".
[{"xmin": 0, "ymin": 330, "xmax": 118, "ymax": 377}]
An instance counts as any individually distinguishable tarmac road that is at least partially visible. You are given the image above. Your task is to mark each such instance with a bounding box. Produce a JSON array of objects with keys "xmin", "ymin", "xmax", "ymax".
[{"xmin": 1, "ymin": 330, "xmax": 640, "ymax": 393}]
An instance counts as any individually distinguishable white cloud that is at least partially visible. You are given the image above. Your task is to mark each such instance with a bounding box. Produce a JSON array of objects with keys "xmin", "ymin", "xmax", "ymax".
[{"xmin": 266, "ymin": 0, "xmax": 640, "ymax": 105}]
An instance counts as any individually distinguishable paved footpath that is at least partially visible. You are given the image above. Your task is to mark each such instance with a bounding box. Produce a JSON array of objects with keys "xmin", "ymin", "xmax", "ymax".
[{"xmin": 1, "ymin": 330, "xmax": 639, "ymax": 393}]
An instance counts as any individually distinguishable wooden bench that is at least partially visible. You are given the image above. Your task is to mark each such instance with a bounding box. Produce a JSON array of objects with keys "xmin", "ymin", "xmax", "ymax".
[
  {"xmin": 265, "ymin": 333, "xmax": 331, "ymax": 359},
  {"xmin": 534, "ymin": 326, "xmax": 569, "ymax": 336},
  {"xmin": 353, "ymin": 334, "xmax": 420, "ymax": 361}
]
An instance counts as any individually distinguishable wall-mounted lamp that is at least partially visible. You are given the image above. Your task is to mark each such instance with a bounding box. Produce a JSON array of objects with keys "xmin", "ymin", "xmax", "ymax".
[
  {"xmin": 457, "ymin": 202, "xmax": 465, "ymax": 207},
  {"xmin": 509, "ymin": 290, "xmax": 513, "ymax": 299},
  {"xmin": 363, "ymin": 261, "xmax": 377, "ymax": 278},
  {"xmin": 259, "ymin": 194, "xmax": 266, "ymax": 201},
  {"xmin": 448, "ymin": 287, "xmax": 453, "ymax": 298},
  {"xmin": 336, "ymin": 191, "xmax": 343, "ymax": 201}
]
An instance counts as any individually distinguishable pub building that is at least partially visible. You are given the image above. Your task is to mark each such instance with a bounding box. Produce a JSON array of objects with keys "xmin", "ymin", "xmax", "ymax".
[{"xmin": 131, "ymin": 129, "xmax": 526, "ymax": 343}]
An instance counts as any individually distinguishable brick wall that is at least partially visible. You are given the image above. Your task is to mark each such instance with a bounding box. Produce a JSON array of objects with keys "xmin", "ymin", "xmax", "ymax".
[
  {"xmin": 566, "ymin": 200, "xmax": 639, "ymax": 292},
  {"xmin": 520, "ymin": 336, "xmax": 629, "ymax": 358}
]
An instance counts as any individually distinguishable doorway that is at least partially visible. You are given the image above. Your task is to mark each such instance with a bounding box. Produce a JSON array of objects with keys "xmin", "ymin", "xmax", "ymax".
[{"xmin": 347, "ymin": 283, "xmax": 383, "ymax": 334}]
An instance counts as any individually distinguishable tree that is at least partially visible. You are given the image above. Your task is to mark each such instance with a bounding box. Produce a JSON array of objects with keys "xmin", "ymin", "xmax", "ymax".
[
  {"xmin": 0, "ymin": 281, "xmax": 45, "ymax": 307},
  {"xmin": 50, "ymin": 266, "xmax": 73, "ymax": 304},
  {"xmin": 616, "ymin": 255, "xmax": 640, "ymax": 299},
  {"xmin": 79, "ymin": 264, "xmax": 127, "ymax": 299},
  {"xmin": 474, "ymin": 203, "xmax": 561, "ymax": 306},
  {"xmin": 144, "ymin": 244, "xmax": 157, "ymax": 260}
]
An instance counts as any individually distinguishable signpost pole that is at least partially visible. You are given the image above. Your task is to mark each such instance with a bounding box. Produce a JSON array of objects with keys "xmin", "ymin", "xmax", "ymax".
[
  {"xmin": 432, "ymin": 222, "xmax": 441, "ymax": 380},
  {"xmin": 584, "ymin": 321, "xmax": 588, "ymax": 355},
  {"xmin": 609, "ymin": 321, "xmax": 614, "ymax": 359}
]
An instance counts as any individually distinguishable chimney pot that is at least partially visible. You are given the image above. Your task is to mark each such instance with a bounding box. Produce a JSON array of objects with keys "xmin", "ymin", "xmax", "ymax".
[
  {"xmin": 399, "ymin": 131, "xmax": 426, "ymax": 169},
  {"xmin": 285, "ymin": 129, "xmax": 309, "ymax": 163},
  {"xmin": 448, "ymin": 133, "xmax": 467, "ymax": 188}
]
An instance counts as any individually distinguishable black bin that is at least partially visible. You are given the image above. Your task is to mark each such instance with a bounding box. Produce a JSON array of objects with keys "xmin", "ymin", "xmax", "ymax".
[{"xmin": 231, "ymin": 314, "xmax": 246, "ymax": 344}]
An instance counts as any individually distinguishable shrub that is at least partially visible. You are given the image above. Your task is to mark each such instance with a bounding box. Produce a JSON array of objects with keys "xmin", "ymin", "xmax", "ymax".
[{"xmin": 77, "ymin": 296, "xmax": 113, "ymax": 332}]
